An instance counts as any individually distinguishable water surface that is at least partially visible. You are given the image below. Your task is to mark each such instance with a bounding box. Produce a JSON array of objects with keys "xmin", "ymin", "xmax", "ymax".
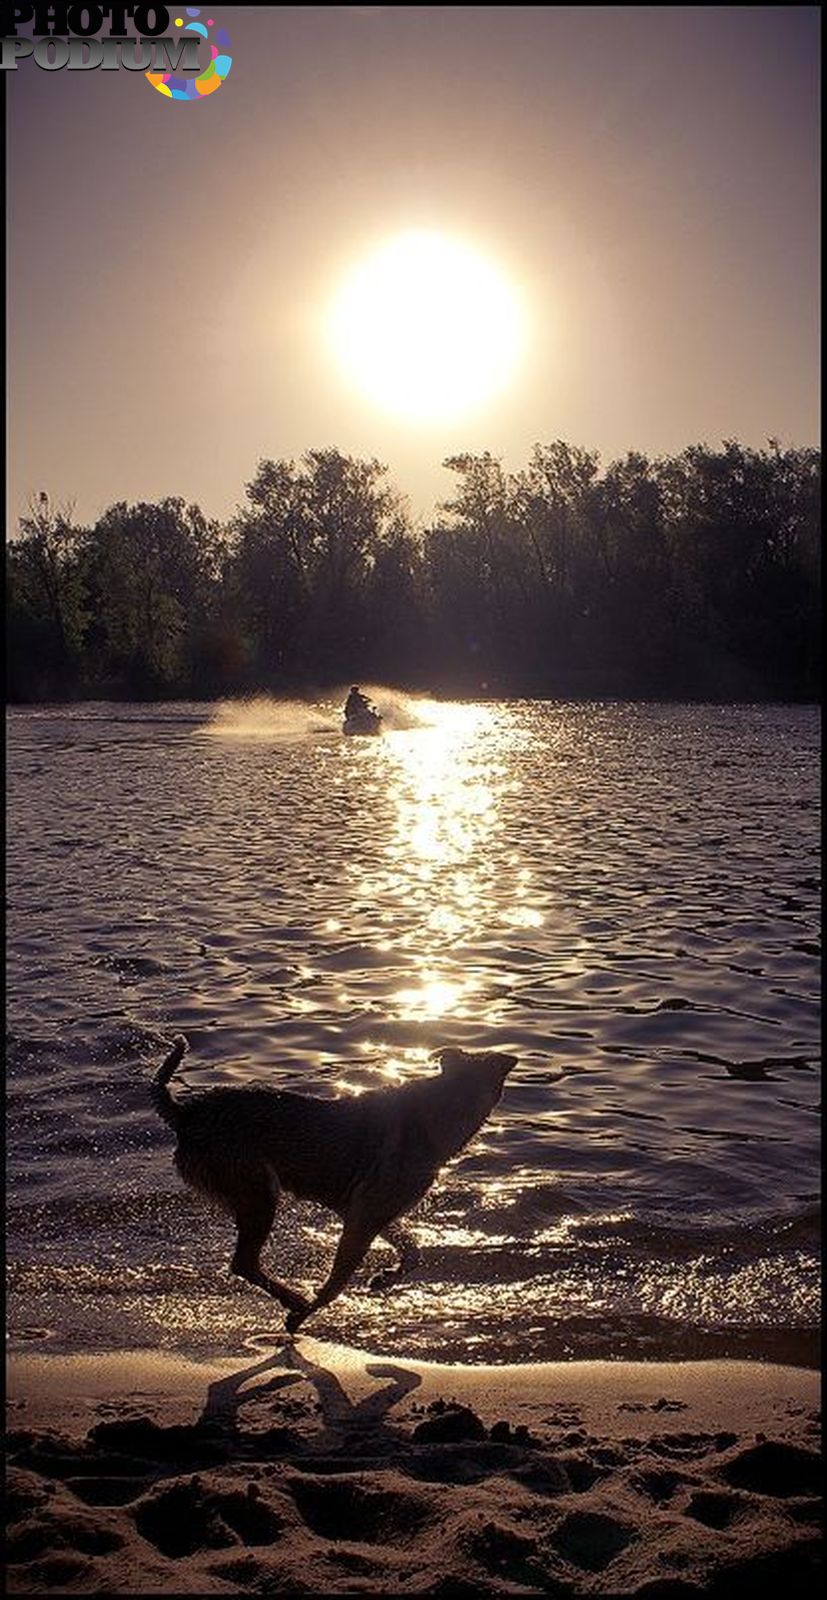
[{"xmin": 6, "ymin": 697, "xmax": 820, "ymax": 1363}]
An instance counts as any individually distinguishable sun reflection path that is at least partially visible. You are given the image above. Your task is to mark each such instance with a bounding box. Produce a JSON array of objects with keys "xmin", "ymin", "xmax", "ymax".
[
  {"xmin": 392, "ymin": 974, "xmax": 469, "ymax": 1020},
  {"xmin": 356, "ymin": 702, "xmax": 528, "ymax": 1027}
]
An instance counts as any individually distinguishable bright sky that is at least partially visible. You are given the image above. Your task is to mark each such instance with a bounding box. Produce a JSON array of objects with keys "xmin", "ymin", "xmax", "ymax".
[{"xmin": 6, "ymin": 5, "xmax": 820, "ymax": 529}]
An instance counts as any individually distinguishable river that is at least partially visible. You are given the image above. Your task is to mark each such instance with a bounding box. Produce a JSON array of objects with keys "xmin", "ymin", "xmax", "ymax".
[{"xmin": 6, "ymin": 696, "xmax": 820, "ymax": 1363}]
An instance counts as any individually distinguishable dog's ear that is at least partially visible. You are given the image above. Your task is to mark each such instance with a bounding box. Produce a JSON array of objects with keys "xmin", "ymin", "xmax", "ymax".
[{"xmin": 434, "ymin": 1047, "xmax": 465, "ymax": 1073}]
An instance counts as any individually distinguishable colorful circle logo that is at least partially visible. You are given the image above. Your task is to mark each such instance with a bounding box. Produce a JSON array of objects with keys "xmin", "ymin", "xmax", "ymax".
[{"xmin": 146, "ymin": 9, "xmax": 231, "ymax": 101}]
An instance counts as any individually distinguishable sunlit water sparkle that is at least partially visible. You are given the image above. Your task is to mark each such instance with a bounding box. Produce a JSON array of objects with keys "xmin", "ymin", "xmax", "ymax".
[{"xmin": 6, "ymin": 697, "xmax": 820, "ymax": 1363}]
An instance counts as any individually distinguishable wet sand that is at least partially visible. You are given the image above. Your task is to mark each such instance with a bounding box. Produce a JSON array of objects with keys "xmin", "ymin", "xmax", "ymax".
[{"xmin": 6, "ymin": 1340, "xmax": 821, "ymax": 1594}]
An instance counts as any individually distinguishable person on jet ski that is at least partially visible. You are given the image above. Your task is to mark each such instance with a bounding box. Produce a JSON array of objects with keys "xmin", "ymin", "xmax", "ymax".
[{"xmin": 344, "ymin": 686, "xmax": 374, "ymax": 722}]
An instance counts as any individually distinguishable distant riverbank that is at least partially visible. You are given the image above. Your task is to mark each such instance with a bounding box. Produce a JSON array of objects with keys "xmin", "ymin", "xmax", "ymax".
[
  {"xmin": 5, "ymin": 678, "xmax": 822, "ymax": 708},
  {"xmin": 7, "ymin": 442, "xmax": 820, "ymax": 705}
]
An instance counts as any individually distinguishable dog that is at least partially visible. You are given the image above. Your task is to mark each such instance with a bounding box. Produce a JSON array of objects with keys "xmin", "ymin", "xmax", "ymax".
[{"xmin": 152, "ymin": 1037, "xmax": 517, "ymax": 1332}]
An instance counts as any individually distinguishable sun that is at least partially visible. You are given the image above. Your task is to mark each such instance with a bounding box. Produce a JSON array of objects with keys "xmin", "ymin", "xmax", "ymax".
[{"xmin": 328, "ymin": 229, "xmax": 525, "ymax": 424}]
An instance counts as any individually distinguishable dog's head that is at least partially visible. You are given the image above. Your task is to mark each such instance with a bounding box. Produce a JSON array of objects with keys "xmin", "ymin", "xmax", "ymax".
[{"xmin": 433, "ymin": 1046, "xmax": 517, "ymax": 1103}]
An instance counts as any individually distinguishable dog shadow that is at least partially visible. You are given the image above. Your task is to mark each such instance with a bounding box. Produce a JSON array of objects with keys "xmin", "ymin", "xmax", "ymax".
[{"xmin": 199, "ymin": 1338, "xmax": 422, "ymax": 1453}]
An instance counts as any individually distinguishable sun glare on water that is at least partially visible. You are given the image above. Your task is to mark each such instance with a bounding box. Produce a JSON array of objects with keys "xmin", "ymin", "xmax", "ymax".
[{"xmin": 329, "ymin": 230, "xmax": 525, "ymax": 424}]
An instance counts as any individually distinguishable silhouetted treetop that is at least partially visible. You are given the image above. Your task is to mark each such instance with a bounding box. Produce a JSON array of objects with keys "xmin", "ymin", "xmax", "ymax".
[{"xmin": 6, "ymin": 440, "xmax": 820, "ymax": 703}]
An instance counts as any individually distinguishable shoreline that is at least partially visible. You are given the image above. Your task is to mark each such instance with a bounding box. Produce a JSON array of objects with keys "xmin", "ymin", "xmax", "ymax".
[
  {"xmin": 7, "ymin": 1341, "xmax": 821, "ymax": 1594},
  {"xmin": 6, "ymin": 691, "xmax": 822, "ymax": 709},
  {"xmin": 7, "ymin": 1341, "xmax": 822, "ymax": 1428}
]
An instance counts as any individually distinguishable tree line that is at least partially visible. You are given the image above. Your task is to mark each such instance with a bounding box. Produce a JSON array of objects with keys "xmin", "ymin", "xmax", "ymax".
[{"xmin": 6, "ymin": 439, "xmax": 820, "ymax": 703}]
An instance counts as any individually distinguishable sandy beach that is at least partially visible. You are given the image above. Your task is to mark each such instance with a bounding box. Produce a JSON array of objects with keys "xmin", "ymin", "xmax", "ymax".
[{"xmin": 6, "ymin": 1339, "xmax": 820, "ymax": 1595}]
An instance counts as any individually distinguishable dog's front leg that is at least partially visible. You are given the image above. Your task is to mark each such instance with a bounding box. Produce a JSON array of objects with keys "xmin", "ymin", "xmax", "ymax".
[{"xmin": 285, "ymin": 1201, "xmax": 378, "ymax": 1333}]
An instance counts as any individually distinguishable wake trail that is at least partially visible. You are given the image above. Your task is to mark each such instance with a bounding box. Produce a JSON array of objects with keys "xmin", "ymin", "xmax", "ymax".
[{"xmin": 204, "ymin": 687, "xmax": 445, "ymax": 739}]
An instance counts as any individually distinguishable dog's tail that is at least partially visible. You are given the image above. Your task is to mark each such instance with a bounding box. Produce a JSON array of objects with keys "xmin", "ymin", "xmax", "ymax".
[{"xmin": 151, "ymin": 1035, "xmax": 188, "ymax": 1130}]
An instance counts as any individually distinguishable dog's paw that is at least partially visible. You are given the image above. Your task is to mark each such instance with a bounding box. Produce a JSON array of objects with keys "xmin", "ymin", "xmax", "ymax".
[
  {"xmin": 369, "ymin": 1267, "xmax": 400, "ymax": 1293},
  {"xmin": 281, "ymin": 1299, "xmax": 311, "ymax": 1337}
]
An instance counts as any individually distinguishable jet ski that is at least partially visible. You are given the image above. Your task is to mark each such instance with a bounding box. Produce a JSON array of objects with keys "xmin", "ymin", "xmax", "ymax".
[{"xmin": 343, "ymin": 706, "xmax": 383, "ymax": 737}]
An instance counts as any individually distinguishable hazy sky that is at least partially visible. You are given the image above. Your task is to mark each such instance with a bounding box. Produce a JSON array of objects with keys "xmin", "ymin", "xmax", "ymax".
[{"xmin": 6, "ymin": 5, "xmax": 820, "ymax": 529}]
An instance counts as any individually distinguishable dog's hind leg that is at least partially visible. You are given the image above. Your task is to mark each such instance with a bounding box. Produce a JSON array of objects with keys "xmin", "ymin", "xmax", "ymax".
[
  {"xmin": 230, "ymin": 1169, "xmax": 309, "ymax": 1319},
  {"xmin": 384, "ymin": 1220, "xmax": 421, "ymax": 1271},
  {"xmin": 369, "ymin": 1221, "xmax": 422, "ymax": 1291}
]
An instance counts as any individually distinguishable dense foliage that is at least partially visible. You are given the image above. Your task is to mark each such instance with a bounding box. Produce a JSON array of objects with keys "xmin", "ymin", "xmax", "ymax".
[{"xmin": 6, "ymin": 440, "xmax": 820, "ymax": 702}]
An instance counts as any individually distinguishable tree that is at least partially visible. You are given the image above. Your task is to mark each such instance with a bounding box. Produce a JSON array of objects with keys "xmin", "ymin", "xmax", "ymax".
[
  {"xmin": 6, "ymin": 496, "xmax": 89, "ymax": 697},
  {"xmin": 228, "ymin": 449, "xmax": 415, "ymax": 680},
  {"xmin": 84, "ymin": 498, "xmax": 220, "ymax": 691}
]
